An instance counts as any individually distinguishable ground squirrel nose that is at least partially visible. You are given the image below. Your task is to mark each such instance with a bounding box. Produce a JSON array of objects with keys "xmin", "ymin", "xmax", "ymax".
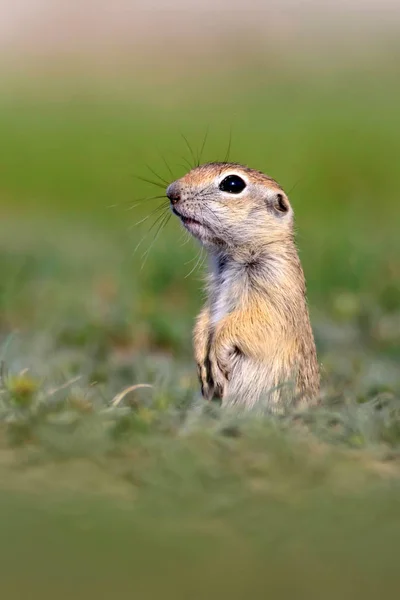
[{"xmin": 166, "ymin": 183, "xmax": 181, "ymax": 205}]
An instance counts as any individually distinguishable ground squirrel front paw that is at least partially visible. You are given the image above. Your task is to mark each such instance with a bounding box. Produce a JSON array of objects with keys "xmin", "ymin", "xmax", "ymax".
[
  {"xmin": 197, "ymin": 351, "xmax": 228, "ymax": 400},
  {"xmin": 197, "ymin": 361, "xmax": 212, "ymax": 400},
  {"xmin": 207, "ymin": 344, "xmax": 232, "ymax": 400}
]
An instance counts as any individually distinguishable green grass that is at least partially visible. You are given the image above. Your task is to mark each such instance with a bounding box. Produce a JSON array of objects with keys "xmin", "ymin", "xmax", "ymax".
[{"xmin": 0, "ymin": 62, "xmax": 400, "ymax": 598}]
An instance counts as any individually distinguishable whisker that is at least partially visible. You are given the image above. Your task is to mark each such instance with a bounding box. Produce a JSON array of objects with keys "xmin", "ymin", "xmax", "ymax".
[
  {"xmin": 141, "ymin": 213, "xmax": 171, "ymax": 270},
  {"xmin": 185, "ymin": 247, "xmax": 205, "ymax": 279},
  {"xmin": 132, "ymin": 209, "xmax": 169, "ymax": 256},
  {"xmin": 158, "ymin": 151, "xmax": 175, "ymax": 180},
  {"xmin": 126, "ymin": 195, "xmax": 167, "ymax": 211},
  {"xmin": 287, "ymin": 177, "xmax": 305, "ymax": 196},
  {"xmin": 204, "ymin": 204, "xmax": 231, "ymax": 239},
  {"xmin": 180, "ymin": 156, "xmax": 193, "ymax": 171},
  {"xmin": 130, "ymin": 202, "xmax": 168, "ymax": 228},
  {"xmin": 133, "ymin": 174, "xmax": 166, "ymax": 190},
  {"xmin": 145, "ymin": 164, "xmax": 170, "ymax": 186},
  {"xmin": 197, "ymin": 126, "xmax": 209, "ymax": 167},
  {"xmin": 224, "ymin": 125, "xmax": 233, "ymax": 162},
  {"xmin": 196, "ymin": 250, "xmax": 208, "ymax": 277},
  {"xmin": 181, "ymin": 134, "xmax": 197, "ymax": 169},
  {"xmin": 147, "ymin": 208, "xmax": 170, "ymax": 233},
  {"xmin": 169, "ymin": 150, "xmax": 192, "ymax": 172},
  {"xmin": 179, "ymin": 230, "xmax": 192, "ymax": 247},
  {"xmin": 194, "ymin": 182, "xmax": 214, "ymax": 199},
  {"xmin": 184, "ymin": 249, "xmax": 201, "ymax": 265}
]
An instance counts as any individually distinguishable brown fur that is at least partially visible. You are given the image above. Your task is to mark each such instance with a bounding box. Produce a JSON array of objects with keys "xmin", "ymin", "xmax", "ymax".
[{"xmin": 167, "ymin": 162, "xmax": 320, "ymax": 411}]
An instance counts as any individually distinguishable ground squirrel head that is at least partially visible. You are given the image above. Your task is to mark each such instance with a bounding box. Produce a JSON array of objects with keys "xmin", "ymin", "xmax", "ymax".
[{"xmin": 167, "ymin": 162, "xmax": 293, "ymax": 253}]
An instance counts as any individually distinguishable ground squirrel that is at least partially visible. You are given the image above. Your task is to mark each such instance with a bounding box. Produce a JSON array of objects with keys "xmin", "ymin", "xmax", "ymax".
[{"xmin": 167, "ymin": 162, "xmax": 320, "ymax": 411}]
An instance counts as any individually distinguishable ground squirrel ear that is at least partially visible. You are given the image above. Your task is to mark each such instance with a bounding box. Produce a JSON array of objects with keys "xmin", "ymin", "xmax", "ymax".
[{"xmin": 273, "ymin": 192, "xmax": 289, "ymax": 215}]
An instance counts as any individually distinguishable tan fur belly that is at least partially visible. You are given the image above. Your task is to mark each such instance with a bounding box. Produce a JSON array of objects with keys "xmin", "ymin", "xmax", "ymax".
[{"xmin": 223, "ymin": 355, "xmax": 297, "ymax": 412}]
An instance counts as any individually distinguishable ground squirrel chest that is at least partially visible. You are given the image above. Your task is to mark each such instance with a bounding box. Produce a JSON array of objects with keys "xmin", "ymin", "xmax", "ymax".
[{"xmin": 209, "ymin": 256, "xmax": 246, "ymax": 328}]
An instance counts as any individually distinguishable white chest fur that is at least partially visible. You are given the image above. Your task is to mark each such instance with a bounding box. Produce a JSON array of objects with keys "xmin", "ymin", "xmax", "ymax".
[{"xmin": 209, "ymin": 258, "xmax": 244, "ymax": 328}]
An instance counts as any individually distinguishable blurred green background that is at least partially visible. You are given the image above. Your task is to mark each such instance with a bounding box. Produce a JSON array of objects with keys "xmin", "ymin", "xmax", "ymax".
[{"xmin": 0, "ymin": 3, "xmax": 400, "ymax": 598}]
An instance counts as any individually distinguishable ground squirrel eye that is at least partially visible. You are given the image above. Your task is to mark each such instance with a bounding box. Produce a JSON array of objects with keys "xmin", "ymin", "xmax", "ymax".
[{"xmin": 219, "ymin": 175, "xmax": 246, "ymax": 194}]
